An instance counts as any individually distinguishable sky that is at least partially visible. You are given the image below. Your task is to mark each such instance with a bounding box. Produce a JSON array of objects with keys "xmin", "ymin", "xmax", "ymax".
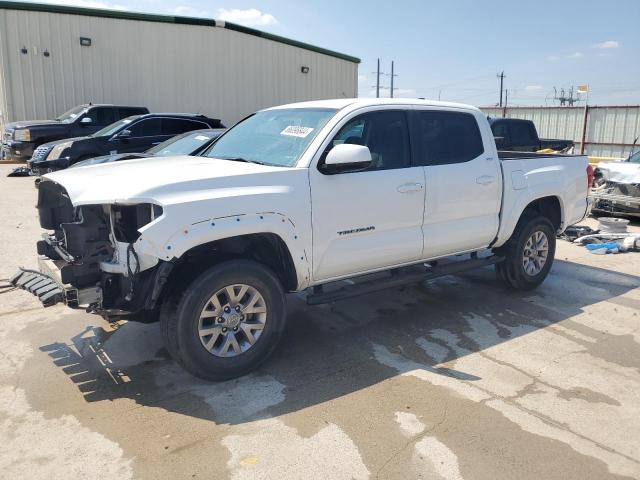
[{"xmin": 25, "ymin": 0, "xmax": 640, "ymax": 106}]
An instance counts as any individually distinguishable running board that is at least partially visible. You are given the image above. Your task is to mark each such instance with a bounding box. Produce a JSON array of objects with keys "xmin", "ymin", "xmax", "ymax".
[{"xmin": 306, "ymin": 255, "xmax": 504, "ymax": 305}]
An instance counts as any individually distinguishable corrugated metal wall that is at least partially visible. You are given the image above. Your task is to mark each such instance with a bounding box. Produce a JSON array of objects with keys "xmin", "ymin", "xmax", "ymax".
[
  {"xmin": 482, "ymin": 106, "xmax": 640, "ymax": 159},
  {"xmin": 0, "ymin": 8, "xmax": 358, "ymax": 127}
]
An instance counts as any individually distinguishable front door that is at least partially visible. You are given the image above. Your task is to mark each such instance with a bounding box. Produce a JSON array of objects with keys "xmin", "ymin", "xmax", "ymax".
[
  {"xmin": 410, "ymin": 109, "xmax": 502, "ymax": 258},
  {"xmin": 310, "ymin": 109, "xmax": 425, "ymax": 281},
  {"xmin": 111, "ymin": 118, "xmax": 167, "ymax": 153}
]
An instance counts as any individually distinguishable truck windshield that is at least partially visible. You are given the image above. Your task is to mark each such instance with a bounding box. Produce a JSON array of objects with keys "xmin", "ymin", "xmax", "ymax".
[
  {"xmin": 56, "ymin": 105, "xmax": 87, "ymax": 123},
  {"xmin": 204, "ymin": 108, "xmax": 337, "ymax": 167},
  {"xmin": 92, "ymin": 117, "xmax": 139, "ymax": 137}
]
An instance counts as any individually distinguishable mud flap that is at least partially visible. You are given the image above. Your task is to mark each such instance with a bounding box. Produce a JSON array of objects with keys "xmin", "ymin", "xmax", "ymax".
[{"xmin": 10, "ymin": 268, "xmax": 64, "ymax": 307}]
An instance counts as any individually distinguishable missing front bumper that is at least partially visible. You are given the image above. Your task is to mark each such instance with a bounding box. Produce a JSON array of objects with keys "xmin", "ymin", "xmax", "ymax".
[{"xmin": 10, "ymin": 258, "xmax": 102, "ymax": 308}]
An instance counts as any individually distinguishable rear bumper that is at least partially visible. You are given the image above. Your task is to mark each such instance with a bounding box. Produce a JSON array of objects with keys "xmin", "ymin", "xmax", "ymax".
[{"xmin": 10, "ymin": 257, "xmax": 102, "ymax": 308}]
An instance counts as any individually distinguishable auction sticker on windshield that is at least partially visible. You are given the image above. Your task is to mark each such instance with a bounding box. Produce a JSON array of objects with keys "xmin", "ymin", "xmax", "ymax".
[{"xmin": 281, "ymin": 126, "xmax": 314, "ymax": 138}]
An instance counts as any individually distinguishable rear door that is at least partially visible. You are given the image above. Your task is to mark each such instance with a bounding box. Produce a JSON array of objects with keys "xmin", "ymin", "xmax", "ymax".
[
  {"xmin": 411, "ymin": 108, "xmax": 502, "ymax": 258},
  {"xmin": 310, "ymin": 109, "xmax": 426, "ymax": 281}
]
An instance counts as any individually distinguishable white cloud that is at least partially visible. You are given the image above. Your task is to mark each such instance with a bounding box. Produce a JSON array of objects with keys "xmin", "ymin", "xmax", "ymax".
[
  {"xmin": 546, "ymin": 55, "xmax": 559, "ymax": 62},
  {"xmin": 37, "ymin": 0, "xmax": 128, "ymax": 9},
  {"xmin": 358, "ymin": 74, "xmax": 368, "ymax": 82},
  {"xmin": 170, "ymin": 5, "xmax": 211, "ymax": 17},
  {"xmin": 593, "ymin": 40, "xmax": 620, "ymax": 49},
  {"xmin": 525, "ymin": 85, "xmax": 543, "ymax": 92},
  {"xmin": 567, "ymin": 52, "xmax": 584, "ymax": 59},
  {"xmin": 216, "ymin": 8, "xmax": 278, "ymax": 27}
]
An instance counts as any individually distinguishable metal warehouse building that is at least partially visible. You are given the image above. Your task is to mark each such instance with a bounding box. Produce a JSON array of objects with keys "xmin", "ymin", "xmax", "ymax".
[{"xmin": 0, "ymin": 1, "xmax": 359, "ymax": 131}]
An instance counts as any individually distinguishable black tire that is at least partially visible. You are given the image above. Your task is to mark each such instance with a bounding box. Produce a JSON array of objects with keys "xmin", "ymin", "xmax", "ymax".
[
  {"xmin": 160, "ymin": 259, "xmax": 286, "ymax": 381},
  {"xmin": 495, "ymin": 214, "xmax": 556, "ymax": 291}
]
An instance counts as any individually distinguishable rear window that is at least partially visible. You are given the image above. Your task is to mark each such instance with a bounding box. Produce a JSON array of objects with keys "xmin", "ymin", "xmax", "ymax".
[
  {"xmin": 161, "ymin": 118, "xmax": 209, "ymax": 135},
  {"xmin": 411, "ymin": 111, "xmax": 484, "ymax": 166}
]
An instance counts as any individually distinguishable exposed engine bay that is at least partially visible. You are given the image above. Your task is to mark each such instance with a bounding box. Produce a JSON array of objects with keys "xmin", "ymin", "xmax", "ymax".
[
  {"xmin": 591, "ymin": 161, "xmax": 640, "ymax": 217},
  {"xmin": 20, "ymin": 179, "xmax": 173, "ymax": 316}
]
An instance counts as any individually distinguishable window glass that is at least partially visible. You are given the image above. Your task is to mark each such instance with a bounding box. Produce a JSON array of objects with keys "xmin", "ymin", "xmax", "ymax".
[
  {"xmin": 491, "ymin": 122, "xmax": 508, "ymax": 140},
  {"xmin": 147, "ymin": 130, "xmax": 222, "ymax": 156},
  {"xmin": 509, "ymin": 122, "xmax": 534, "ymax": 145},
  {"xmin": 56, "ymin": 105, "xmax": 87, "ymax": 123},
  {"xmin": 412, "ymin": 111, "xmax": 484, "ymax": 166},
  {"xmin": 329, "ymin": 111, "xmax": 410, "ymax": 171},
  {"xmin": 628, "ymin": 151, "xmax": 640, "ymax": 164},
  {"xmin": 118, "ymin": 107, "xmax": 146, "ymax": 119},
  {"xmin": 205, "ymin": 108, "xmax": 336, "ymax": 167},
  {"xmin": 85, "ymin": 107, "xmax": 115, "ymax": 126},
  {"xmin": 128, "ymin": 118, "xmax": 162, "ymax": 137},
  {"xmin": 161, "ymin": 118, "xmax": 206, "ymax": 136}
]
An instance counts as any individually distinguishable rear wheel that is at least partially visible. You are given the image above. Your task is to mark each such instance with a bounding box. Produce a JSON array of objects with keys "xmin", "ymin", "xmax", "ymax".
[
  {"xmin": 495, "ymin": 215, "xmax": 556, "ymax": 290},
  {"xmin": 161, "ymin": 260, "xmax": 286, "ymax": 381}
]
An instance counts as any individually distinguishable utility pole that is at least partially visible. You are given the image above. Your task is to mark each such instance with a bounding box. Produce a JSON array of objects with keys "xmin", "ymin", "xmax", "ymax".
[
  {"xmin": 497, "ymin": 71, "xmax": 506, "ymax": 107},
  {"xmin": 505, "ymin": 89, "xmax": 508, "ymax": 107},
  {"xmin": 390, "ymin": 61, "xmax": 395, "ymax": 98},
  {"xmin": 376, "ymin": 58, "xmax": 380, "ymax": 98}
]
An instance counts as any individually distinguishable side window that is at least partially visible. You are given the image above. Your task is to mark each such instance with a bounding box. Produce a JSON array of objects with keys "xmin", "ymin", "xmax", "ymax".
[
  {"xmin": 411, "ymin": 111, "xmax": 484, "ymax": 166},
  {"xmin": 328, "ymin": 110, "xmax": 410, "ymax": 171},
  {"xmin": 629, "ymin": 151, "xmax": 640, "ymax": 164},
  {"xmin": 491, "ymin": 122, "xmax": 509, "ymax": 141},
  {"xmin": 128, "ymin": 118, "xmax": 162, "ymax": 137},
  {"xmin": 84, "ymin": 107, "xmax": 115, "ymax": 126},
  {"xmin": 117, "ymin": 107, "xmax": 146, "ymax": 120},
  {"xmin": 162, "ymin": 118, "xmax": 207, "ymax": 136},
  {"xmin": 510, "ymin": 122, "xmax": 534, "ymax": 145}
]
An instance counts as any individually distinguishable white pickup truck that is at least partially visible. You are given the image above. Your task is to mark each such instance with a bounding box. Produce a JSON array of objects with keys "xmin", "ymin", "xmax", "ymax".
[{"xmin": 12, "ymin": 99, "xmax": 590, "ymax": 380}]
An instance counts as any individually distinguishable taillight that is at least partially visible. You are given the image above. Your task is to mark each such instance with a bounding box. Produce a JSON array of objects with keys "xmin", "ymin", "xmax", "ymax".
[{"xmin": 586, "ymin": 164, "xmax": 594, "ymax": 192}]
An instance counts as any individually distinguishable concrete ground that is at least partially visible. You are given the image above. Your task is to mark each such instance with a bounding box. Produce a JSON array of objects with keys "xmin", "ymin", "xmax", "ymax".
[{"xmin": 1, "ymin": 164, "xmax": 639, "ymax": 480}]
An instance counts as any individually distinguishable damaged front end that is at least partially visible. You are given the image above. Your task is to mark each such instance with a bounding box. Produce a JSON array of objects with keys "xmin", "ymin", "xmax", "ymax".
[
  {"xmin": 591, "ymin": 162, "xmax": 640, "ymax": 217},
  {"xmin": 11, "ymin": 179, "xmax": 172, "ymax": 319}
]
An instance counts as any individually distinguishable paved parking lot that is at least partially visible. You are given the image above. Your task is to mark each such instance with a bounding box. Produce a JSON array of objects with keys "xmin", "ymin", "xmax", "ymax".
[{"xmin": 1, "ymin": 164, "xmax": 639, "ymax": 480}]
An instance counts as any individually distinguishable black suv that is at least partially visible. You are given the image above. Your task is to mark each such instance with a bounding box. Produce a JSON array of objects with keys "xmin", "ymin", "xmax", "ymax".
[
  {"xmin": 29, "ymin": 114, "xmax": 225, "ymax": 174},
  {"xmin": 1, "ymin": 104, "xmax": 149, "ymax": 162}
]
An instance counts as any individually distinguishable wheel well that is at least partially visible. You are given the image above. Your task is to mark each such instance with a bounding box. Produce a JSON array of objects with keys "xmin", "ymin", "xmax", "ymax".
[
  {"xmin": 522, "ymin": 196, "xmax": 562, "ymax": 230},
  {"xmin": 162, "ymin": 233, "xmax": 298, "ymax": 300}
]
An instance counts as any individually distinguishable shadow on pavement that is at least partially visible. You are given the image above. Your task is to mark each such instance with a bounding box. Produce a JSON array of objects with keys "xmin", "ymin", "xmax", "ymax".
[{"xmin": 38, "ymin": 258, "xmax": 640, "ymax": 425}]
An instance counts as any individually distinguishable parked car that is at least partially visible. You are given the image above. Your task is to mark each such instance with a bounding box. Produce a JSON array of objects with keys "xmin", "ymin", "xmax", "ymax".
[
  {"xmin": 1, "ymin": 104, "xmax": 149, "ymax": 162},
  {"xmin": 12, "ymin": 99, "xmax": 590, "ymax": 381},
  {"xmin": 29, "ymin": 114, "xmax": 225, "ymax": 174},
  {"xmin": 489, "ymin": 118, "xmax": 574, "ymax": 153},
  {"xmin": 590, "ymin": 147, "xmax": 640, "ymax": 217},
  {"xmin": 71, "ymin": 129, "xmax": 226, "ymax": 168}
]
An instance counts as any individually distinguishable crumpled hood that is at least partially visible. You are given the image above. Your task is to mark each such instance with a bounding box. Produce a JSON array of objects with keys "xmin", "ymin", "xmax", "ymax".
[
  {"xmin": 43, "ymin": 155, "xmax": 294, "ymax": 205},
  {"xmin": 598, "ymin": 161, "xmax": 640, "ymax": 184}
]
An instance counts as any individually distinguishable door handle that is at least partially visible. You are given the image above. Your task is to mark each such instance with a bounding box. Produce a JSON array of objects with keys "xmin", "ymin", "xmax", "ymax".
[
  {"xmin": 476, "ymin": 175, "xmax": 495, "ymax": 185},
  {"xmin": 397, "ymin": 183, "xmax": 424, "ymax": 193}
]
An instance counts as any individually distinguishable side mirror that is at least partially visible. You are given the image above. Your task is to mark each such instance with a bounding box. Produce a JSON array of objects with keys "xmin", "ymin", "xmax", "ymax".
[
  {"xmin": 322, "ymin": 143, "xmax": 372, "ymax": 174},
  {"xmin": 117, "ymin": 129, "xmax": 132, "ymax": 139},
  {"xmin": 494, "ymin": 136, "xmax": 505, "ymax": 149},
  {"xmin": 80, "ymin": 117, "xmax": 93, "ymax": 125}
]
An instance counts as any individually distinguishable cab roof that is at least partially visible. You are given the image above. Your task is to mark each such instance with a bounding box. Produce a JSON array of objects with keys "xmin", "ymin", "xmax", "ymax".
[{"xmin": 266, "ymin": 98, "xmax": 481, "ymax": 113}]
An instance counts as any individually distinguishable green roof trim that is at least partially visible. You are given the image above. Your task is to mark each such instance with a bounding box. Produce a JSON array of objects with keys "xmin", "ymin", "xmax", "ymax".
[{"xmin": 0, "ymin": 1, "xmax": 361, "ymax": 63}]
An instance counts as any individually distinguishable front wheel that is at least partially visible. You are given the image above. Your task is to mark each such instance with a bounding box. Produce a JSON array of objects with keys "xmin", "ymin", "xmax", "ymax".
[
  {"xmin": 161, "ymin": 260, "xmax": 287, "ymax": 381},
  {"xmin": 495, "ymin": 215, "xmax": 556, "ymax": 290}
]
